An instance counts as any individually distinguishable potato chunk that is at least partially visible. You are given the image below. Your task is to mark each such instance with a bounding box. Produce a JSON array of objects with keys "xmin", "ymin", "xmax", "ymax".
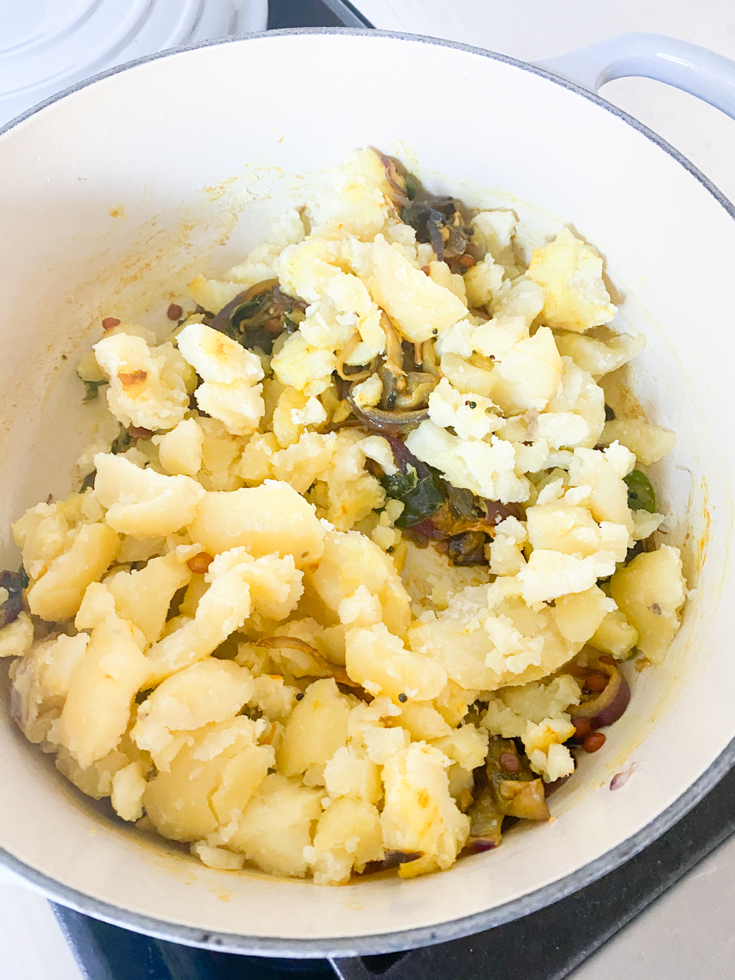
[
  {"xmin": 527, "ymin": 227, "xmax": 616, "ymax": 331},
  {"xmin": 94, "ymin": 454, "xmax": 205, "ymax": 539},
  {"xmin": 132, "ymin": 659, "xmax": 253, "ymax": 770},
  {"xmin": 368, "ymin": 237, "xmax": 467, "ymax": 342},
  {"xmin": 552, "ymin": 586, "xmax": 615, "ymax": 645},
  {"xmin": 323, "ymin": 745, "xmax": 382, "ymax": 804},
  {"xmin": 144, "ymin": 717, "xmax": 272, "ymax": 841},
  {"xmin": 488, "ymin": 327, "xmax": 563, "ymax": 415},
  {"xmin": 307, "ymin": 797, "xmax": 383, "ymax": 884},
  {"xmin": 106, "ymin": 552, "xmax": 191, "ymax": 646},
  {"xmin": 93, "ymin": 333, "xmax": 189, "ymax": 431},
  {"xmin": 228, "ymin": 774, "xmax": 324, "ymax": 877},
  {"xmin": 276, "ymin": 678, "xmax": 351, "ymax": 777},
  {"xmin": 177, "ymin": 323, "xmax": 266, "ymax": 437},
  {"xmin": 306, "ymin": 529, "xmax": 411, "ymax": 637},
  {"xmin": 600, "ymin": 419, "xmax": 676, "ymax": 465},
  {"xmin": 111, "ymin": 761, "xmax": 148, "ymax": 821},
  {"xmin": 381, "ymin": 743, "xmax": 469, "ymax": 877},
  {"xmin": 12, "ymin": 502, "xmax": 71, "ymax": 581},
  {"xmin": 153, "ymin": 418, "xmax": 205, "ymax": 476},
  {"xmin": 346, "ymin": 624, "xmax": 447, "ymax": 702},
  {"xmin": 0, "ymin": 612, "xmax": 34, "ymax": 659},
  {"xmin": 588, "ymin": 607, "xmax": 638, "ymax": 659},
  {"xmin": 56, "ymin": 612, "xmax": 151, "ymax": 768},
  {"xmin": 568, "ymin": 444, "xmax": 635, "ymax": 533},
  {"xmin": 555, "ymin": 331, "xmax": 644, "ymax": 378},
  {"xmin": 188, "ymin": 481, "xmax": 324, "ymax": 565},
  {"xmin": 144, "ymin": 555, "xmax": 253, "ymax": 685},
  {"xmin": 10, "ymin": 632, "xmax": 89, "ymax": 742},
  {"xmin": 27, "ymin": 523, "xmax": 120, "ymax": 621},
  {"xmin": 610, "ymin": 546, "xmax": 686, "ymax": 662}
]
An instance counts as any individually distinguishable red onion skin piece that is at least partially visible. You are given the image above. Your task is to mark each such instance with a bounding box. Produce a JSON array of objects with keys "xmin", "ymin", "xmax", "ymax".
[
  {"xmin": 465, "ymin": 839, "xmax": 498, "ymax": 854},
  {"xmin": 544, "ymin": 774, "xmax": 572, "ymax": 797},
  {"xmin": 381, "ymin": 850, "xmax": 422, "ymax": 868},
  {"xmin": 483, "ymin": 499, "xmax": 524, "ymax": 525},
  {"xmin": 408, "ymin": 518, "xmax": 444, "ymax": 540},
  {"xmin": 610, "ymin": 764, "xmax": 638, "ymax": 791},
  {"xmin": 384, "ymin": 434, "xmax": 424, "ymax": 472}
]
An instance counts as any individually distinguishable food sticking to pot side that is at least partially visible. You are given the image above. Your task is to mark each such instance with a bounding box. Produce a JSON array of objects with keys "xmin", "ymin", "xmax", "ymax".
[{"xmin": 0, "ymin": 148, "xmax": 687, "ymax": 884}]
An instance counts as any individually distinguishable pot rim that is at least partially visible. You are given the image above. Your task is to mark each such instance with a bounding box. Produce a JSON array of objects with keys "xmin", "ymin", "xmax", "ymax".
[{"xmin": 1, "ymin": 25, "xmax": 733, "ymax": 959}]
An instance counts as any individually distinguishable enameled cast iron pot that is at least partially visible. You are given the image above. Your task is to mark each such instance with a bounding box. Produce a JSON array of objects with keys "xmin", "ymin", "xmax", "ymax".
[{"xmin": 0, "ymin": 28, "xmax": 734, "ymax": 958}]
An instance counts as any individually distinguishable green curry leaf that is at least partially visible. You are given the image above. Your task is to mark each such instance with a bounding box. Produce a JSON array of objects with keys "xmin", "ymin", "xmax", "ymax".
[
  {"xmin": 381, "ymin": 465, "xmax": 444, "ymax": 528},
  {"xmin": 624, "ymin": 469, "xmax": 657, "ymax": 513}
]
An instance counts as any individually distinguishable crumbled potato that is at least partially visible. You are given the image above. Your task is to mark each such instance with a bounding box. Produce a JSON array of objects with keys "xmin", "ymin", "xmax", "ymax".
[
  {"xmin": 188, "ymin": 481, "xmax": 324, "ymax": 565},
  {"xmin": 2, "ymin": 147, "xmax": 685, "ymax": 887},
  {"xmin": 94, "ymin": 453, "xmax": 205, "ymax": 539},
  {"xmin": 600, "ymin": 418, "xmax": 676, "ymax": 465},
  {"xmin": 144, "ymin": 716, "xmax": 273, "ymax": 842},
  {"xmin": 610, "ymin": 546, "xmax": 686, "ymax": 663},
  {"xmin": 27, "ymin": 523, "xmax": 120, "ymax": 621},
  {"xmin": 306, "ymin": 797, "xmax": 383, "ymax": 884},
  {"xmin": 228, "ymin": 774, "xmax": 324, "ymax": 877},
  {"xmin": 276, "ymin": 678, "xmax": 351, "ymax": 777},
  {"xmin": 527, "ymin": 228, "xmax": 616, "ymax": 331},
  {"xmin": 55, "ymin": 610, "xmax": 151, "ymax": 768}
]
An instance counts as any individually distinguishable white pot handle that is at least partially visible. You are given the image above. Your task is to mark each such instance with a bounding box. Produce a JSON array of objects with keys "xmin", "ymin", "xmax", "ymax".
[{"xmin": 536, "ymin": 32, "xmax": 735, "ymax": 120}]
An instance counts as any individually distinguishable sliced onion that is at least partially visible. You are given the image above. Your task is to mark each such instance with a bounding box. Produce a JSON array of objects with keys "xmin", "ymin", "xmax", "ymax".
[
  {"xmin": 381, "ymin": 850, "xmax": 422, "ymax": 869},
  {"xmin": 464, "ymin": 839, "xmax": 498, "ymax": 854},
  {"xmin": 570, "ymin": 658, "xmax": 631, "ymax": 729},
  {"xmin": 347, "ymin": 393, "xmax": 429, "ymax": 435},
  {"xmin": 257, "ymin": 636, "xmax": 362, "ymax": 690},
  {"xmin": 210, "ymin": 278, "xmax": 278, "ymax": 332}
]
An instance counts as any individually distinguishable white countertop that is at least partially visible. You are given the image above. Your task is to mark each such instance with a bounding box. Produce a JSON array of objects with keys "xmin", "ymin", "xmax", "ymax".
[{"xmin": 0, "ymin": 871, "xmax": 82, "ymax": 980}]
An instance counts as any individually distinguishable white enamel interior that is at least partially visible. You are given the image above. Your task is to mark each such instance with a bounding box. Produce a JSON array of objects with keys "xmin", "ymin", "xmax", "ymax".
[{"xmin": 0, "ymin": 31, "xmax": 733, "ymax": 955}]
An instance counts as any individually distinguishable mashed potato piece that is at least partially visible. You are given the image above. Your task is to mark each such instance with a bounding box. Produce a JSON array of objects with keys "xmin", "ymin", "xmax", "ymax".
[{"xmin": 2, "ymin": 147, "xmax": 685, "ymax": 886}]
